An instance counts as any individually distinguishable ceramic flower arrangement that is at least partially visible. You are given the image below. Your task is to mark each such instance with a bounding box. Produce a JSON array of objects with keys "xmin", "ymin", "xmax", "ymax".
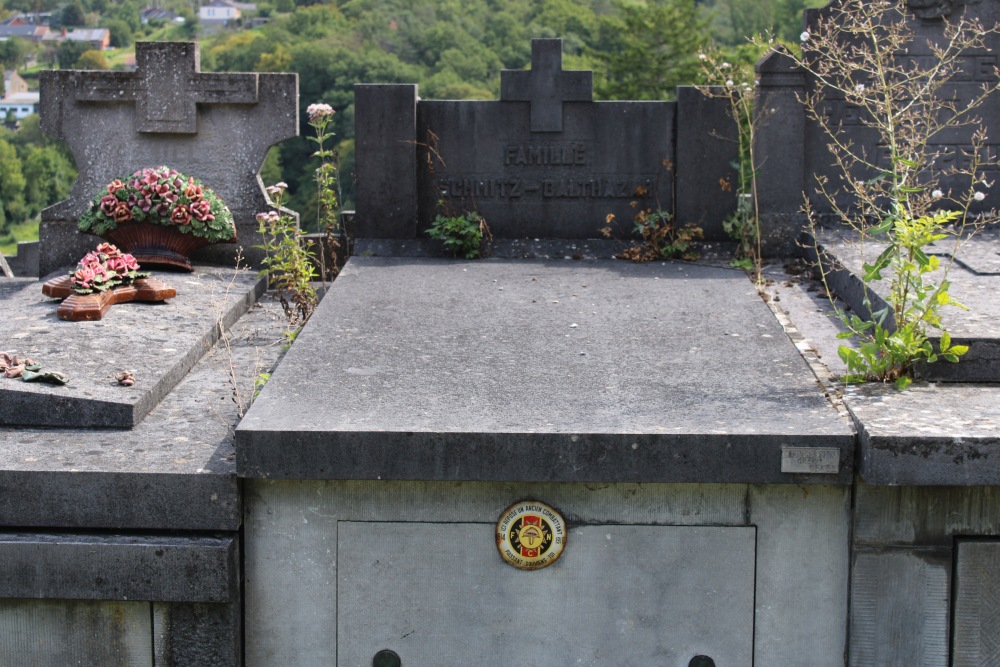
[
  {"xmin": 69, "ymin": 243, "xmax": 147, "ymax": 295},
  {"xmin": 79, "ymin": 166, "xmax": 236, "ymax": 244}
]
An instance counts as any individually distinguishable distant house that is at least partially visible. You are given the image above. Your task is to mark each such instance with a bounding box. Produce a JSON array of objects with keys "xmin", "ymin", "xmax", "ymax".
[
  {"xmin": 0, "ymin": 91, "xmax": 40, "ymax": 120},
  {"xmin": 1, "ymin": 12, "xmax": 54, "ymax": 27},
  {"xmin": 3, "ymin": 70, "xmax": 28, "ymax": 98},
  {"xmin": 200, "ymin": 0, "xmax": 241, "ymax": 25},
  {"xmin": 140, "ymin": 7, "xmax": 180, "ymax": 24},
  {"xmin": 0, "ymin": 22, "xmax": 53, "ymax": 44},
  {"xmin": 52, "ymin": 28, "xmax": 111, "ymax": 51}
]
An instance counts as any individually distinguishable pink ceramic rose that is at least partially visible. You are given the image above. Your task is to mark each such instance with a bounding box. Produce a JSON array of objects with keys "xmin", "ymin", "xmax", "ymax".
[{"xmin": 170, "ymin": 205, "xmax": 191, "ymax": 225}]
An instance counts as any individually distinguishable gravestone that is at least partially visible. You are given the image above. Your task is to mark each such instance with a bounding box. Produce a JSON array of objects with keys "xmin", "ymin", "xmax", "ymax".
[
  {"xmin": 355, "ymin": 38, "xmax": 738, "ymax": 247},
  {"xmin": 39, "ymin": 41, "xmax": 298, "ymax": 276},
  {"xmin": 755, "ymin": 0, "xmax": 1000, "ymax": 246}
]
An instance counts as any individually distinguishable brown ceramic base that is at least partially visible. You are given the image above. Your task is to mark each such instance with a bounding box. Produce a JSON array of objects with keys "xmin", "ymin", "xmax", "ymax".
[
  {"xmin": 42, "ymin": 275, "xmax": 177, "ymax": 321},
  {"xmin": 94, "ymin": 222, "xmax": 235, "ymax": 272}
]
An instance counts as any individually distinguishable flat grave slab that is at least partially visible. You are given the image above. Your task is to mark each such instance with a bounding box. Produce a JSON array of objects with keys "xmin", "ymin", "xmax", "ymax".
[
  {"xmin": 1, "ymin": 265, "xmax": 264, "ymax": 428},
  {"xmin": 0, "ymin": 292, "xmax": 288, "ymax": 531},
  {"xmin": 813, "ymin": 228, "xmax": 1000, "ymax": 382},
  {"xmin": 761, "ymin": 260, "xmax": 1000, "ymax": 486},
  {"xmin": 237, "ymin": 257, "xmax": 854, "ymax": 484}
]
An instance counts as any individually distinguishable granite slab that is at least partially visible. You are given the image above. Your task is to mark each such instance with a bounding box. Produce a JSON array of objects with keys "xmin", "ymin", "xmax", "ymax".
[
  {"xmin": 812, "ymin": 228, "xmax": 1000, "ymax": 382},
  {"xmin": 237, "ymin": 257, "xmax": 854, "ymax": 483},
  {"xmin": 844, "ymin": 382, "xmax": 1000, "ymax": 485},
  {"xmin": 0, "ymin": 264, "xmax": 265, "ymax": 428},
  {"xmin": 0, "ymin": 292, "xmax": 290, "ymax": 530}
]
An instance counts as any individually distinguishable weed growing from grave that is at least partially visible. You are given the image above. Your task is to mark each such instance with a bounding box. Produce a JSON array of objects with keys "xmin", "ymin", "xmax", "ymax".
[
  {"xmin": 697, "ymin": 45, "xmax": 767, "ymax": 280},
  {"xmin": 214, "ymin": 249, "xmax": 266, "ymax": 418},
  {"xmin": 306, "ymin": 103, "xmax": 343, "ymax": 279},
  {"xmin": 603, "ymin": 207, "xmax": 703, "ymax": 262},
  {"xmin": 420, "ymin": 130, "xmax": 492, "ymax": 259},
  {"xmin": 253, "ymin": 371, "xmax": 270, "ymax": 400},
  {"xmin": 255, "ymin": 183, "xmax": 318, "ymax": 327},
  {"xmin": 601, "ymin": 161, "xmax": 703, "ymax": 261},
  {"xmin": 779, "ymin": 0, "xmax": 1000, "ymax": 388},
  {"xmin": 427, "ymin": 208, "xmax": 491, "ymax": 259}
]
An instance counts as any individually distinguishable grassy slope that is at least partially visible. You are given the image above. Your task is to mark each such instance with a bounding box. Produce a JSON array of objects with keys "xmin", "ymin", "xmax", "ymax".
[{"xmin": 1, "ymin": 218, "xmax": 40, "ymax": 257}]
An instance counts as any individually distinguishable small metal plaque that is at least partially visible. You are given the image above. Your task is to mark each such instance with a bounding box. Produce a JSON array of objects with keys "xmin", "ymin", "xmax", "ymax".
[
  {"xmin": 781, "ymin": 447, "xmax": 840, "ymax": 474},
  {"xmin": 496, "ymin": 500, "xmax": 566, "ymax": 570}
]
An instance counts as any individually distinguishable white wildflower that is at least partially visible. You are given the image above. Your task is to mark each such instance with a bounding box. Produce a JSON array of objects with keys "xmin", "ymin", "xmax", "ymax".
[
  {"xmin": 801, "ymin": 31, "xmax": 810, "ymax": 42},
  {"xmin": 726, "ymin": 79, "xmax": 734, "ymax": 86},
  {"xmin": 306, "ymin": 103, "xmax": 335, "ymax": 121},
  {"xmin": 974, "ymin": 191, "xmax": 986, "ymax": 201},
  {"xmin": 855, "ymin": 83, "xmax": 865, "ymax": 92},
  {"xmin": 931, "ymin": 189, "xmax": 944, "ymax": 199},
  {"xmin": 698, "ymin": 53, "xmax": 707, "ymax": 61},
  {"xmin": 721, "ymin": 62, "xmax": 731, "ymax": 69}
]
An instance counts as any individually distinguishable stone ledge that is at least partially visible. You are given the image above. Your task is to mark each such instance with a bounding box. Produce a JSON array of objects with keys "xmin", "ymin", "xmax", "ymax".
[
  {"xmin": 0, "ymin": 292, "xmax": 290, "ymax": 531},
  {"xmin": 0, "ymin": 532, "xmax": 237, "ymax": 602},
  {"xmin": 237, "ymin": 257, "xmax": 854, "ymax": 483},
  {"xmin": 845, "ymin": 383, "xmax": 1000, "ymax": 485}
]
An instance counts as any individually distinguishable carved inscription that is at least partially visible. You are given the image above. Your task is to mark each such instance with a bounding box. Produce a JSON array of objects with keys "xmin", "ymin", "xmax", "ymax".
[
  {"xmin": 440, "ymin": 176, "xmax": 653, "ymax": 200},
  {"xmin": 440, "ymin": 141, "xmax": 652, "ymax": 201},
  {"xmin": 504, "ymin": 142, "xmax": 589, "ymax": 166},
  {"xmin": 781, "ymin": 447, "xmax": 840, "ymax": 474}
]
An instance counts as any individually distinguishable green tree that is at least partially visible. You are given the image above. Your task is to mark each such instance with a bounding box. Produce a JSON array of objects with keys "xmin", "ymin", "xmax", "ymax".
[
  {"xmin": 106, "ymin": 0, "xmax": 142, "ymax": 33},
  {"xmin": 176, "ymin": 8, "xmax": 199, "ymax": 39},
  {"xmin": 595, "ymin": 0, "xmax": 710, "ymax": 100},
  {"xmin": 0, "ymin": 38, "xmax": 28, "ymax": 69},
  {"xmin": 75, "ymin": 49, "xmax": 109, "ymax": 70},
  {"xmin": 0, "ymin": 140, "xmax": 27, "ymax": 232},
  {"xmin": 61, "ymin": 1, "xmax": 87, "ymax": 27},
  {"xmin": 103, "ymin": 18, "xmax": 134, "ymax": 48},
  {"xmin": 57, "ymin": 40, "xmax": 90, "ymax": 69},
  {"xmin": 21, "ymin": 146, "xmax": 76, "ymax": 218}
]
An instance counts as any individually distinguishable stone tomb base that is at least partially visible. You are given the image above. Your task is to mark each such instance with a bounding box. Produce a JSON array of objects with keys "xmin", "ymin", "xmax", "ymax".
[
  {"xmin": 237, "ymin": 257, "xmax": 855, "ymax": 665},
  {"xmin": 244, "ymin": 481, "xmax": 849, "ymax": 667}
]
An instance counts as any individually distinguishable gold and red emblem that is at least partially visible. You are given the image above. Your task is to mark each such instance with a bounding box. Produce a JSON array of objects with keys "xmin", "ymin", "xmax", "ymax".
[{"xmin": 496, "ymin": 500, "xmax": 566, "ymax": 570}]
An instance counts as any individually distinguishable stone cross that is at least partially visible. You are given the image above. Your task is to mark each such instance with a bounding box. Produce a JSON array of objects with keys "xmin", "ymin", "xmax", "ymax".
[
  {"xmin": 500, "ymin": 39, "xmax": 593, "ymax": 133},
  {"xmin": 39, "ymin": 41, "xmax": 298, "ymax": 275},
  {"xmin": 75, "ymin": 42, "xmax": 258, "ymax": 134}
]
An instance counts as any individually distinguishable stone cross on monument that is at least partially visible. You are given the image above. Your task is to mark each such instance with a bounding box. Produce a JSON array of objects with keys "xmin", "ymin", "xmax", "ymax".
[
  {"xmin": 75, "ymin": 42, "xmax": 258, "ymax": 134},
  {"xmin": 501, "ymin": 39, "xmax": 593, "ymax": 133},
  {"xmin": 38, "ymin": 42, "xmax": 298, "ymax": 276}
]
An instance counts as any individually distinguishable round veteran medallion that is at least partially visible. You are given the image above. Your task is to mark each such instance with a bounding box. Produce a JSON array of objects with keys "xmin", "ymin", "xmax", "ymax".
[{"xmin": 496, "ymin": 500, "xmax": 566, "ymax": 570}]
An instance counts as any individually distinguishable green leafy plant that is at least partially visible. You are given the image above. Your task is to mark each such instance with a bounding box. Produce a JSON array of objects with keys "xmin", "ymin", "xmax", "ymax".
[
  {"xmin": 781, "ymin": 0, "xmax": 1000, "ymax": 388},
  {"xmin": 79, "ymin": 166, "xmax": 236, "ymax": 243},
  {"xmin": 835, "ymin": 210, "xmax": 969, "ymax": 389},
  {"xmin": 426, "ymin": 209, "xmax": 490, "ymax": 259},
  {"xmin": 253, "ymin": 371, "xmax": 270, "ymax": 400},
  {"xmin": 255, "ymin": 183, "xmax": 318, "ymax": 327},
  {"xmin": 600, "ymin": 160, "xmax": 702, "ymax": 262}
]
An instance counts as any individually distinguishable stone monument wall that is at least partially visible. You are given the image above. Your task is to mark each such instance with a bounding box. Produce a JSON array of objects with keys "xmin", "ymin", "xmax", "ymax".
[{"xmin": 354, "ymin": 39, "xmax": 738, "ymax": 245}]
